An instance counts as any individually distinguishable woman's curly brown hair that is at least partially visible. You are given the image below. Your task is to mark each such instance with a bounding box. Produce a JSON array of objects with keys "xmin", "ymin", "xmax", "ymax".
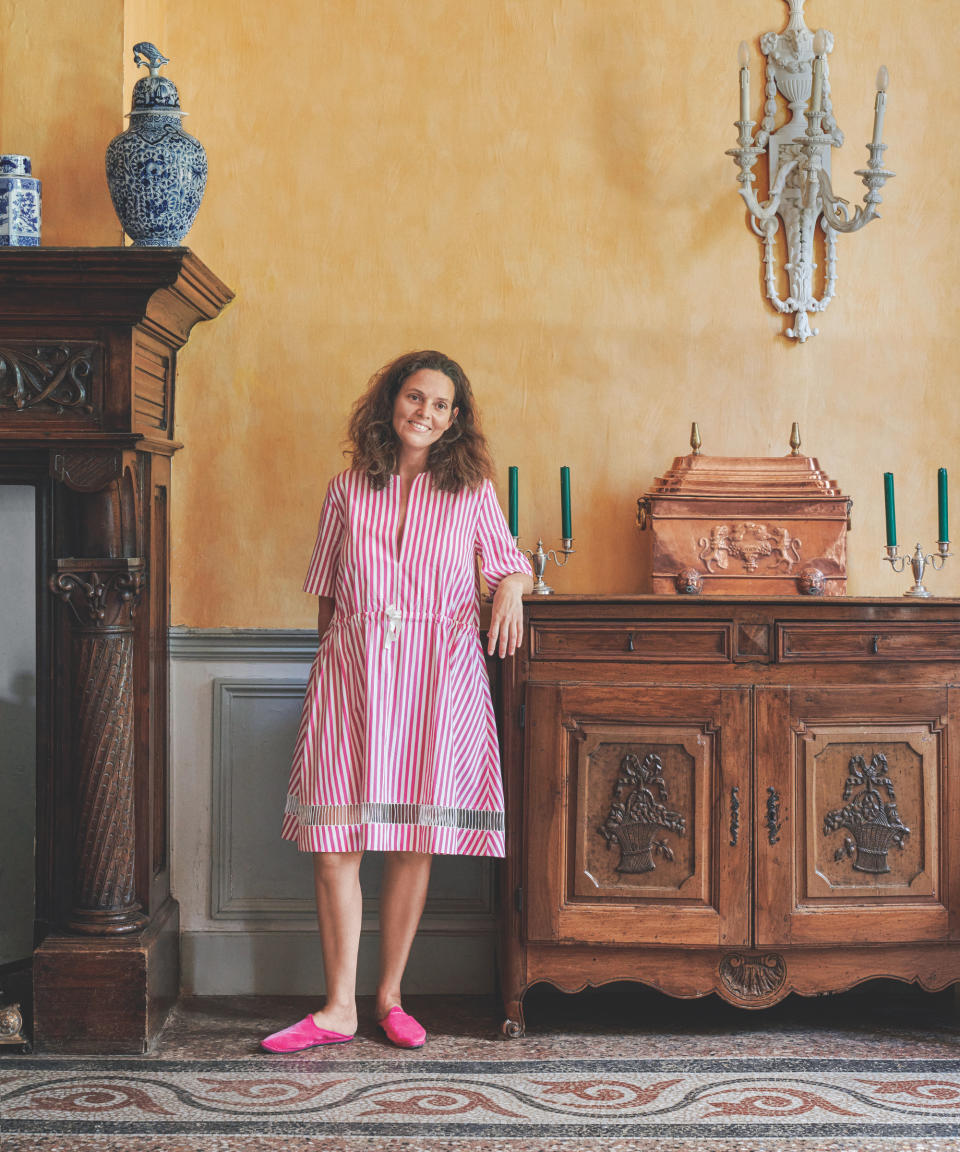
[{"xmin": 346, "ymin": 350, "xmax": 494, "ymax": 492}]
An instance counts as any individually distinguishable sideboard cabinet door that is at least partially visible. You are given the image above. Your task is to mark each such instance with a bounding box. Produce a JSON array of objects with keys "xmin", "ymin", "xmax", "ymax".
[
  {"xmin": 755, "ymin": 685, "xmax": 954, "ymax": 947},
  {"xmin": 524, "ymin": 682, "xmax": 751, "ymax": 948}
]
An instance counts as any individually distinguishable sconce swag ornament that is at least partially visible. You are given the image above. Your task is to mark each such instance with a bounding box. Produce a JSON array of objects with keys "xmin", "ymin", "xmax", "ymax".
[{"xmin": 727, "ymin": 0, "xmax": 893, "ymax": 342}]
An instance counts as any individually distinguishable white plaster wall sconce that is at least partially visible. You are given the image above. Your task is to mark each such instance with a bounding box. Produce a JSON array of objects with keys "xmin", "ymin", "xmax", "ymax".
[{"xmin": 726, "ymin": 0, "xmax": 894, "ymax": 343}]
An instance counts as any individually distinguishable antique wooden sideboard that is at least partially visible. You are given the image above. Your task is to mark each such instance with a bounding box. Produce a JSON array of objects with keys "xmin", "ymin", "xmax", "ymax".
[
  {"xmin": 0, "ymin": 249, "xmax": 232, "ymax": 1051},
  {"xmin": 497, "ymin": 595, "xmax": 960, "ymax": 1036}
]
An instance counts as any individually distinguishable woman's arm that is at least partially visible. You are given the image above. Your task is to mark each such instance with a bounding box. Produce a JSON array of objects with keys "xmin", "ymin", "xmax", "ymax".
[
  {"xmin": 487, "ymin": 571, "xmax": 534, "ymax": 658},
  {"xmin": 317, "ymin": 596, "xmax": 335, "ymax": 641}
]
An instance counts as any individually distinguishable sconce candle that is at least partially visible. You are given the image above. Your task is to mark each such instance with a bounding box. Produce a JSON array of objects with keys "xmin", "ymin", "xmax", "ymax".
[
  {"xmin": 738, "ymin": 41, "xmax": 750, "ymax": 123},
  {"xmin": 883, "ymin": 472, "xmax": 897, "ymax": 548},
  {"xmin": 560, "ymin": 466, "xmax": 572, "ymax": 539},
  {"xmin": 508, "ymin": 466, "xmax": 519, "ymax": 538},
  {"xmin": 873, "ymin": 66, "xmax": 889, "ymax": 149},
  {"xmin": 938, "ymin": 467, "xmax": 948, "ymax": 543},
  {"xmin": 810, "ymin": 30, "xmax": 827, "ymax": 114}
]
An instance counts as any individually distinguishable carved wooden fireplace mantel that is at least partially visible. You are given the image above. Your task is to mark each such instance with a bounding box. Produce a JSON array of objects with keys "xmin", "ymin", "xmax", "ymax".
[{"xmin": 0, "ymin": 248, "xmax": 233, "ymax": 1052}]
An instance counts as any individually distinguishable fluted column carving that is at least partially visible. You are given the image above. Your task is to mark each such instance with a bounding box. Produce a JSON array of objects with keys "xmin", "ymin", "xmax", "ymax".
[{"xmin": 50, "ymin": 559, "xmax": 147, "ymax": 935}]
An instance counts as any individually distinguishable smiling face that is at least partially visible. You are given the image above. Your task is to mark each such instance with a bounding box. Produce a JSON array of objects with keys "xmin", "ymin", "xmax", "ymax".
[{"xmin": 391, "ymin": 368, "xmax": 459, "ymax": 470}]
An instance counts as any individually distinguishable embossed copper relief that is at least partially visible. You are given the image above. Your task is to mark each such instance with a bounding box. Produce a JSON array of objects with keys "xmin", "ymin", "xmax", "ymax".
[
  {"xmin": 823, "ymin": 752, "xmax": 910, "ymax": 874},
  {"xmin": 600, "ymin": 752, "xmax": 686, "ymax": 873},
  {"xmin": 637, "ymin": 444, "xmax": 850, "ymax": 595}
]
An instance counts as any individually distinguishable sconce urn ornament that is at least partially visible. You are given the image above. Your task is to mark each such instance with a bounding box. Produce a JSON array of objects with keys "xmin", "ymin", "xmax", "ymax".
[
  {"xmin": 105, "ymin": 43, "xmax": 207, "ymax": 246},
  {"xmin": 727, "ymin": 0, "xmax": 894, "ymax": 342}
]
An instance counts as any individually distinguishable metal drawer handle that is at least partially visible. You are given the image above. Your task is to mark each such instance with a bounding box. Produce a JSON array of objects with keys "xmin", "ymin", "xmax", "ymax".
[
  {"xmin": 871, "ymin": 634, "xmax": 880, "ymax": 654},
  {"xmin": 729, "ymin": 785, "xmax": 740, "ymax": 846},
  {"xmin": 766, "ymin": 786, "xmax": 782, "ymax": 845},
  {"xmin": 627, "ymin": 632, "xmax": 635, "ymax": 652}
]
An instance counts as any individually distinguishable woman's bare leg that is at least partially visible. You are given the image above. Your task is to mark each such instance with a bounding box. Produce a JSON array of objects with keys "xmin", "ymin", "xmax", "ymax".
[
  {"xmin": 375, "ymin": 851, "xmax": 432, "ymax": 1019},
  {"xmin": 311, "ymin": 850, "xmax": 363, "ymax": 1034}
]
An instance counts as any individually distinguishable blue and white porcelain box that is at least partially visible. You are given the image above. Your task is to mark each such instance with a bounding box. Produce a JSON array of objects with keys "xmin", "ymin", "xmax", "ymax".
[{"xmin": 0, "ymin": 156, "xmax": 42, "ymax": 247}]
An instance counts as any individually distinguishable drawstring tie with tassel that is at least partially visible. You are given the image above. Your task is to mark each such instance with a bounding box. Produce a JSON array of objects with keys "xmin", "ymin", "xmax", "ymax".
[{"xmin": 383, "ymin": 604, "xmax": 402, "ymax": 649}]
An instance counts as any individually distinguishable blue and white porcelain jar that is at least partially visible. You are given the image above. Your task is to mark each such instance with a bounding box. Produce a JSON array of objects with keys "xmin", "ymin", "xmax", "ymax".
[
  {"xmin": 0, "ymin": 156, "xmax": 42, "ymax": 247},
  {"xmin": 105, "ymin": 44, "xmax": 207, "ymax": 246}
]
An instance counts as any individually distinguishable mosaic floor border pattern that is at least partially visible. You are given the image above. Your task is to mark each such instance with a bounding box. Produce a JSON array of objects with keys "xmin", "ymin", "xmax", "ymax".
[{"xmin": 3, "ymin": 1057, "xmax": 960, "ymax": 1140}]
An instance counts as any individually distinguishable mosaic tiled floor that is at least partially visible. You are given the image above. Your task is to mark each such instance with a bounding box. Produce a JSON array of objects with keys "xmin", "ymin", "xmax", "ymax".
[{"xmin": 3, "ymin": 983, "xmax": 960, "ymax": 1151}]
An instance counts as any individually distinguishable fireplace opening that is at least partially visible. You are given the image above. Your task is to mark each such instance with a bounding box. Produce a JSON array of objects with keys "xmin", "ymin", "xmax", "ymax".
[{"xmin": 0, "ymin": 484, "xmax": 37, "ymax": 1015}]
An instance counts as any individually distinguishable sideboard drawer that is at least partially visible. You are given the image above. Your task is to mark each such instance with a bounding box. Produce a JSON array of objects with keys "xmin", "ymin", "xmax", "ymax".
[
  {"xmin": 530, "ymin": 621, "xmax": 732, "ymax": 662},
  {"xmin": 777, "ymin": 622, "xmax": 960, "ymax": 662}
]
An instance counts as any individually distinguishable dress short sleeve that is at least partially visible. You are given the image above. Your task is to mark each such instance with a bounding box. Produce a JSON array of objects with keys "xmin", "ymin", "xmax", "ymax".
[
  {"xmin": 303, "ymin": 474, "xmax": 345, "ymax": 597},
  {"xmin": 475, "ymin": 479, "xmax": 533, "ymax": 594}
]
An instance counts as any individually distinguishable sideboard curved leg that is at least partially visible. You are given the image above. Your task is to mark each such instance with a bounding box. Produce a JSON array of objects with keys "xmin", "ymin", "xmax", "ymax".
[{"xmin": 500, "ymin": 998, "xmax": 526, "ymax": 1039}]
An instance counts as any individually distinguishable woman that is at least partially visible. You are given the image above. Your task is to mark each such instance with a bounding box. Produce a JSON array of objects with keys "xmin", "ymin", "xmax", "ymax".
[{"xmin": 262, "ymin": 351, "xmax": 533, "ymax": 1052}]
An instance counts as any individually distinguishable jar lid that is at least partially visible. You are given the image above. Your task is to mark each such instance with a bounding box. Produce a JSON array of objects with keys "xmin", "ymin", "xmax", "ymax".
[
  {"xmin": 0, "ymin": 155, "xmax": 32, "ymax": 176},
  {"xmin": 129, "ymin": 43, "xmax": 184, "ymax": 114}
]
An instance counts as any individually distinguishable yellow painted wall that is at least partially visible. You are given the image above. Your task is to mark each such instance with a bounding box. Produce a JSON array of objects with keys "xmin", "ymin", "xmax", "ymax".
[
  {"xmin": 0, "ymin": 0, "xmax": 123, "ymax": 244},
  {"xmin": 123, "ymin": 0, "xmax": 168, "ymax": 113},
  {"xmin": 11, "ymin": 1, "xmax": 960, "ymax": 623}
]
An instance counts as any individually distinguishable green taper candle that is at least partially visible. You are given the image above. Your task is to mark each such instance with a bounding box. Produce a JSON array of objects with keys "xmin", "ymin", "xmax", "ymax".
[
  {"xmin": 508, "ymin": 466, "xmax": 519, "ymax": 537},
  {"xmin": 883, "ymin": 472, "xmax": 896, "ymax": 548},
  {"xmin": 939, "ymin": 467, "xmax": 949, "ymax": 543},
  {"xmin": 560, "ymin": 466, "xmax": 572, "ymax": 539}
]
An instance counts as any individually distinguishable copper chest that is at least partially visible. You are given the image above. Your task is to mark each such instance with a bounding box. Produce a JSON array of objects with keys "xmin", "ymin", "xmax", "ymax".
[{"xmin": 638, "ymin": 453, "xmax": 851, "ymax": 596}]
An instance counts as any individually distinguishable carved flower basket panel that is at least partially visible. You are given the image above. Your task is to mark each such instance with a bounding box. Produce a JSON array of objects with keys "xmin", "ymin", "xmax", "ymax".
[
  {"xmin": 801, "ymin": 728, "xmax": 938, "ymax": 900},
  {"xmin": 570, "ymin": 724, "xmax": 711, "ymax": 903}
]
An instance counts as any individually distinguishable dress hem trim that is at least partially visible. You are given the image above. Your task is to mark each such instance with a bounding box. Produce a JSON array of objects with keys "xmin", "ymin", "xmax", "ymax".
[{"xmin": 283, "ymin": 794, "xmax": 505, "ymax": 833}]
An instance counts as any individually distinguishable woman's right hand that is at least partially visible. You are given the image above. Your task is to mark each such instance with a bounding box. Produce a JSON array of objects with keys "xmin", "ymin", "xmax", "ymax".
[{"xmin": 487, "ymin": 572, "xmax": 531, "ymax": 658}]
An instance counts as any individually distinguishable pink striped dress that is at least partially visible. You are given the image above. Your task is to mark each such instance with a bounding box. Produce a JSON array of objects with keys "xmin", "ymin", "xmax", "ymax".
[{"xmin": 281, "ymin": 468, "xmax": 532, "ymax": 857}]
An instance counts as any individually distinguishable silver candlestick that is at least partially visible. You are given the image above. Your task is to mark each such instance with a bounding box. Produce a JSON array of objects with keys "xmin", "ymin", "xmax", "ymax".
[
  {"xmin": 516, "ymin": 536, "xmax": 575, "ymax": 595},
  {"xmin": 884, "ymin": 541, "xmax": 950, "ymax": 598}
]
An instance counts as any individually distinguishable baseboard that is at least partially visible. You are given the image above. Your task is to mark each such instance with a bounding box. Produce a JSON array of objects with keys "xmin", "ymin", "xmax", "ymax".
[{"xmin": 180, "ymin": 929, "xmax": 496, "ymax": 996}]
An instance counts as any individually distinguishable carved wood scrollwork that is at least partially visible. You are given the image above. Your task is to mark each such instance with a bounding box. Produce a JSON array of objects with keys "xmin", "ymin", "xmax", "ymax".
[
  {"xmin": 0, "ymin": 344, "xmax": 99, "ymax": 413},
  {"xmin": 50, "ymin": 565, "xmax": 144, "ymax": 627},
  {"xmin": 50, "ymin": 558, "xmax": 147, "ymax": 935},
  {"xmin": 719, "ymin": 953, "xmax": 787, "ymax": 1000}
]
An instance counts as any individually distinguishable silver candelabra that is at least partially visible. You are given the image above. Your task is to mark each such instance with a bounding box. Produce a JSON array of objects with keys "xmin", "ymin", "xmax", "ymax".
[
  {"xmin": 516, "ymin": 537, "xmax": 575, "ymax": 595},
  {"xmin": 884, "ymin": 542, "xmax": 950, "ymax": 599}
]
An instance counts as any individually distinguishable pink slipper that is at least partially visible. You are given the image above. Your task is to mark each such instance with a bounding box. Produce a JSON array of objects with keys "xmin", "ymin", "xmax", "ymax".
[
  {"xmin": 261, "ymin": 1015, "xmax": 354, "ymax": 1053},
  {"xmin": 378, "ymin": 1005, "xmax": 426, "ymax": 1048}
]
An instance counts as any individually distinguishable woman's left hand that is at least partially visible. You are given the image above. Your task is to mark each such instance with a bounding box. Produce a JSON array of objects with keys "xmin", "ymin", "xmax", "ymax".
[{"xmin": 488, "ymin": 573, "xmax": 531, "ymax": 658}]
